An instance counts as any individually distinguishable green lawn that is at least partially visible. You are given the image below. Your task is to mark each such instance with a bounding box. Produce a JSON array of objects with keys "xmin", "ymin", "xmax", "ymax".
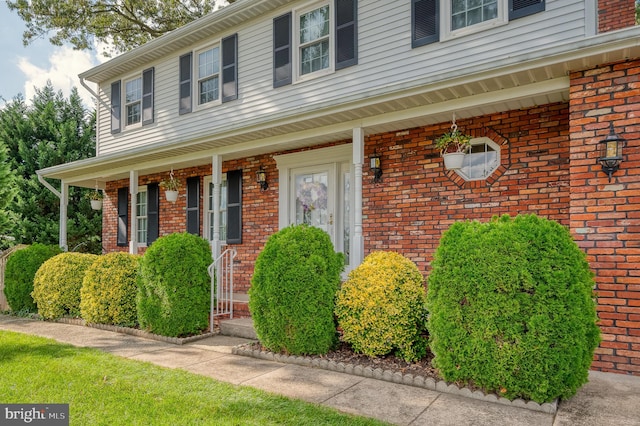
[{"xmin": 0, "ymin": 331, "xmax": 388, "ymax": 425}]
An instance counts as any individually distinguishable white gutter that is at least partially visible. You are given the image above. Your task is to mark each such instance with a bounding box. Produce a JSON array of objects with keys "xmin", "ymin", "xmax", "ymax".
[{"xmin": 37, "ymin": 173, "xmax": 61, "ymax": 198}]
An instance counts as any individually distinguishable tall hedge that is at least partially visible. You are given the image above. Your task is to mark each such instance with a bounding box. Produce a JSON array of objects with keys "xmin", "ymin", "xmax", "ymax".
[
  {"xmin": 335, "ymin": 251, "xmax": 427, "ymax": 362},
  {"xmin": 32, "ymin": 252, "xmax": 98, "ymax": 319},
  {"xmin": 249, "ymin": 225, "xmax": 344, "ymax": 355},
  {"xmin": 80, "ymin": 253, "xmax": 140, "ymax": 327},
  {"xmin": 137, "ymin": 233, "xmax": 212, "ymax": 337},
  {"xmin": 427, "ymin": 214, "xmax": 600, "ymax": 403},
  {"xmin": 3, "ymin": 244, "xmax": 61, "ymax": 312}
]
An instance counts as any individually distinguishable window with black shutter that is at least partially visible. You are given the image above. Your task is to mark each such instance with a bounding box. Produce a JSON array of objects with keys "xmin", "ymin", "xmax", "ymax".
[
  {"xmin": 110, "ymin": 80, "xmax": 121, "ymax": 134},
  {"xmin": 335, "ymin": 0, "xmax": 357, "ymax": 70},
  {"xmin": 221, "ymin": 34, "xmax": 238, "ymax": 102},
  {"xmin": 141, "ymin": 67, "xmax": 154, "ymax": 125},
  {"xmin": 509, "ymin": 0, "xmax": 544, "ymax": 20},
  {"xmin": 226, "ymin": 170, "xmax": 242, "ymax": 244},
  {"xmin": 412, "ymin": 0, "xmax": 439, "ymax": 48},
  {"xmin": 186, "ymin": 177, "xmax": 200, "ymax": 235},
  {"xmin": 179, "ymin": 53, "xmax": 192, "ymax": 115},
  {"xmin": 273, "ymin": 13, "xmax": 292, "ymax": 88},
  {"xmin": 147, "ymin": 183, "xmax": 159, "ymax": 244},
  {"xmin": 117, "ymin": 187, "xmax": 128, "ymax": 246}
]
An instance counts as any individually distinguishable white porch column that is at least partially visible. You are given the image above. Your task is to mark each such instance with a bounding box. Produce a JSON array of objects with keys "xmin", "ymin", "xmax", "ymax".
[
  {"xmin": 352, "ymin": 127, "xmax": 365, "ymax": 267},
  {"xmin": 59, "ymin": 181, "xmax": 69, "ymax": 251},
  {"xmin": 129, "ymin": 170, "xmax": 139, "ymax": 254},
  {"xmin": 211, "ymin": 155, "xmax": 223, "ymax": 260}
]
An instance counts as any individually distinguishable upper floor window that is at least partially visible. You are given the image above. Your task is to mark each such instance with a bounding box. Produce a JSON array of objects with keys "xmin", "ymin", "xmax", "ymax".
[
  {"xmin": 299, "ymin": 5, "xmax": 331, "ymax": 76},
  {"xmin": 455, "ymin": 137, "xmax": 500, "ymax": 181},
  {"xmin": 110, "ymin": 67, "xmax": 154, "ymax": 134},
  {"xmin": 412, "ymin": 0, "xmax": 544, "ymax": 47},
  {"xmin": 125, "ymin": 77, "xmax": 142, "ymax": 126},
  {"xmin": 197, "ymin": 45, "xmax": 221, "ymax": 106},
  {"xmin": 179, "ymin": 34, "xmax": 238, "ymax": 115},
  {"xmin": 273, "ymin": 0, "xmax": 357, "ymax": 88}
]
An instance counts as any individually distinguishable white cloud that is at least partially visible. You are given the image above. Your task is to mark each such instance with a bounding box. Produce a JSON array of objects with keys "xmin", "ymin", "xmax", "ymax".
[{"xmin": 18, "ymin": 46, "xmax": 98, "ymax": 108}]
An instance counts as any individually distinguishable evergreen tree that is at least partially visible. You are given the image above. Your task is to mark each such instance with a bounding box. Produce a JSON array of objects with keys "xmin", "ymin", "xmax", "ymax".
[
  {"xmin": 0, "ymin": 140, "xmax": 18, "ymax": 251},
  {"xmin": 0, "ymin": 83, "xmax": 101, "ymax": 253}
]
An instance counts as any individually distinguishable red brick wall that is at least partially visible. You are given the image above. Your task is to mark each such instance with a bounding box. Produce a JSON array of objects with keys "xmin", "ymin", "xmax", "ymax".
[
  {"xmin": 570, "ymin": 59, "xmax": 640, "ymax": 375},
  {"xmin": 363, "ymin": 104, "xmax": 571, "ymax": 274},
  {"xmin": 598, "ymin": 0, "xmax": 636, "ymax": 33}
]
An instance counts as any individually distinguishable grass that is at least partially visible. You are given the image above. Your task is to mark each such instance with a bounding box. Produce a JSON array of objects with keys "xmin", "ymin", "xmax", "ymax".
[{"xmin": 0, "ymin": 331, "xmax": 389, "ymax": 426}]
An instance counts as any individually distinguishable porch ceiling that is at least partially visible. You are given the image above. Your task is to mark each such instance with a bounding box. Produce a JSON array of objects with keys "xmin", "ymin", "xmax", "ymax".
[{"xmin": 41, "ymin": 29, "xmax": 640, "ymax": 189}]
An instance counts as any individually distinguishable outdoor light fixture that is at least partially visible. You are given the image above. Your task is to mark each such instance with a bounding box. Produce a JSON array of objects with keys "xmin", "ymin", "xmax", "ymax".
[
  {"xmin": 370, "ymin": 151, "xmax": 382, "ymax": 183},
  {"xmin": 256, "ymin": 167, "xmax": 268, "ymax": 191},
  {"xmin": 598, "ymin": 123, "xmax": 625, "ymax": 182}
]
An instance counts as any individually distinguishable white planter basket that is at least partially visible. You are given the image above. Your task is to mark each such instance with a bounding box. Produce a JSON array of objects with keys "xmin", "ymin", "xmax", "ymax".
[
  {"xmin": 165, "ymin": 190, "xmax": 179, "ymax": 203},
  {"xmin": 442, "ymin": 152, "xmax": 466, "ymax": 170},
  {"xmin": 90, "ymin": 200, "xmax": 103, "ymax": 210}
]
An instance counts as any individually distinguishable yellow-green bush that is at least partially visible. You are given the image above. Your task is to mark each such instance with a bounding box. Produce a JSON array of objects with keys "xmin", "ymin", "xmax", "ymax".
[
  {"xmin": 32, "ymin": 252, "xmax": 98, "ymax": 319},
  {"xmin": 80, "ymin": 253, "xmax": 140, "ymax": 327},
  {"xmin": 335, "ymin": 251, "xmax": 428, "ymax": 362}
]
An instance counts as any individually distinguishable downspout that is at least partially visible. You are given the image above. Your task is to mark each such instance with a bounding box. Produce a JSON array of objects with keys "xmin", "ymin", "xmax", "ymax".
[{"xmin": 37, "ymin": 173, "xmax": 68, "ymax": 251}]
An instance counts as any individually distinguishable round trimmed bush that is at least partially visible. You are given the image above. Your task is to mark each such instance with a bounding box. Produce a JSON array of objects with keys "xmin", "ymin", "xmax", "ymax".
[
  {"xmin": 427, "ymin": 214, "xmax": 600, "ymax": 403},
  {"xmin": 137, "ymin": 233, "xmax": 212, "ymax": 337},
  {"xmin": 32, "ymin": 252, "xmax": 99, "ymax": 319},
  {"xmin": 80, "ymin": 253, "xmax": 140, "ymax": 327},
  {"xmin": 335, "ymin": 251, "xmax": 427, "ymax": 362},
  {"xmin": 4, "ymin": 244, "xmax": 61, "ymax": 312},
  {"xmin": 249, "ymin": 224, "xmax": 344, "ymax": 355}
]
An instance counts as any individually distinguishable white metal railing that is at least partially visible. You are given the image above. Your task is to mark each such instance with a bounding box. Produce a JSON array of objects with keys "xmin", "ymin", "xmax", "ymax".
[{"xmin": 207, "ymin": 248, "xmax": 237, "ymax": 331}]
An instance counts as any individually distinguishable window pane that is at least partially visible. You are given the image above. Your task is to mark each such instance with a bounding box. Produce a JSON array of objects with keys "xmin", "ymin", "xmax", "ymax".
[
  {"xmin": 136, "ymin": 191, "xmax": 148, "ymax": 244},
  {"xmin": 198, "ymin": 47, "xmax": 219, "ymax": 79},
  {"xmin": 199, "ymin": 76, "xmax": 219, "ymax": 104},
  {"xmin": 126, "ymin": 103, "xmax": 141, "ymax": 125},
  {"xmin": 295, "ymin": 172, "xmax": 328, "ymax": 230},
  {"xmin": 299, "ymin": 6, "xmax": 329, "ymax": 44},
  {"xmin": 125, "ymin": 78, "xmax": 141, "ymax": 103},
  {"xmin": 206, "ymin": 180, "xmax": 227, "ymax": 242},
  {"xmin": 457, "ymin": 140, "xmax": 499, "ymax": 181},
  {"xmin": 451, "ymin": 0, "xmax": 498, "ymax": 30},
  {"xmin": 300, "ymin": 40, "xmax": 330, "ymax": 75}
]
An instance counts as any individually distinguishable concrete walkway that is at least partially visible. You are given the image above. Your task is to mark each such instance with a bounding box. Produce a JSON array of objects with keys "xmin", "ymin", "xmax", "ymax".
[{"xmin": 1, "ymin": 315, "xmax": 639, "ymax": 426}]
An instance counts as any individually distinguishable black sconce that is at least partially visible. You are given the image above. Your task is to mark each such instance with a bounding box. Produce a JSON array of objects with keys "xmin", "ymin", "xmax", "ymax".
[
  {"xmin": 598, "ymin": 124, "xmax": 625, "ymax": 182},
  {"xmin": 256, "ymin": 167, "xmax": 268, "ymax": 191},
  {"xmin": 370, "ymin": 151, "xmax": 382, "ymax": 183}
]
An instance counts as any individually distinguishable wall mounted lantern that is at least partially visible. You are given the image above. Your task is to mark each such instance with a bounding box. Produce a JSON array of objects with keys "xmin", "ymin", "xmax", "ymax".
[
  {"xmin": 256, "ymin": 167, "xmax": 268, "ymax": 191},
  {"xmin": 598, "ymin": 123, "xmax": 625, "ymax": 182},
  {"xmin": 370, "ymin": 151, "xmax": 382, "ymax": 183}
]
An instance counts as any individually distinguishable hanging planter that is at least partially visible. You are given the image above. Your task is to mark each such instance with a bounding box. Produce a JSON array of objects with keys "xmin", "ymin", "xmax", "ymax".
[
  {"xmin": 87, "ymin": 187, "xmax": 103, "ymax": 210},
  {"xmin": 435, "ymin": 117, "xmax": 472, "ymax": 170},
  {"xmin": 160, "ymin": 169, "xmax": 181, "ymax": 203}
]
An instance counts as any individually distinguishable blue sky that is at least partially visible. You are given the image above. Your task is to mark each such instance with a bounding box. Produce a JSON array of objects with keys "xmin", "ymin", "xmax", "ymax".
[{"xmin": 0, "ymin": 1, "xmax": 102, "ymax": 107}]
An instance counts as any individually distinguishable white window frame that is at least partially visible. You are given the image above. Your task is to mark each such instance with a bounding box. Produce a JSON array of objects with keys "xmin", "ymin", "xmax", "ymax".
[
  {"xmin": 136, "ymin": 185, "xmax": 148, "ymax": 246},
  {"xmin": 123, "ymin": 74, "xmax": 142, "ymax": 129},
  {"xmin": 293, "ymin": 1, "xmax": 334, "ymax": 83},
  {"xmin": 204, "ymin": 175, "xmax": 228, "ymax": 244},
  {"xmin": 194, "ymin": 42, "xmax": 222, "ymax": 110},
  {"xmin": 441, "ymin": 0, "xmax": 508, "ymax": 41},
  {"xmin": 455, "ymin": 137, "xmax": 501, "ymax": 182}
]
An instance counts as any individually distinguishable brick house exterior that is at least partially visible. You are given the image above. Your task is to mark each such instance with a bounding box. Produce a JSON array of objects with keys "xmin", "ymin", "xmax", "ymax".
[{"xmin": 39, "ymin": 1, "xmax": 639, "ymax": 374}]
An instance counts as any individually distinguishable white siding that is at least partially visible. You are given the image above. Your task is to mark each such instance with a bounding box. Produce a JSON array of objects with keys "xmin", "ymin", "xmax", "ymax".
[{"xmin": 96, "ymin": 0, "xmax": 588, "ymax": 155}]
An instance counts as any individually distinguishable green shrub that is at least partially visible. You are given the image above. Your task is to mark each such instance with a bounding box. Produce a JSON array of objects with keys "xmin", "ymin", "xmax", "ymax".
[
  {"xmin": 4, "ymin": 244, "xmax": 61, "ymax": 312},
  {"xmin": 249, "ymin": 224, "xmax": 344, "ymax": 355},
  {"xmin": 32, "ymin": 252, "xmax": 99, "ymax": 319},
  {"xmin": 427, "ymin": 214, "xmax": 600, "ymax": 403},
  {"xmin": 137, "ymin": 233, "xmax": 212, "ymax": 337},
  {"xmin": 80, "ymin": 253, "xmax": 140, "ymax": 327},
  {"xmin": 335, "ymin": 251, "xmax": 427, "ymax": 362}
]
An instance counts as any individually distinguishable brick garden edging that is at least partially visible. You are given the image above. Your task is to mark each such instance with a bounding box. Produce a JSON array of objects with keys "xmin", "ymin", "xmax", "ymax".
[{"xmin": 231, "ymin": 345, "xmax": 558, "ymax": 414}]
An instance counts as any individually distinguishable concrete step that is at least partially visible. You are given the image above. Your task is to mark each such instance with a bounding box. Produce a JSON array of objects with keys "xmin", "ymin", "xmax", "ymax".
[{"xmin": 219, "ymin": 318, "xmax": 257, "ymax": 340}]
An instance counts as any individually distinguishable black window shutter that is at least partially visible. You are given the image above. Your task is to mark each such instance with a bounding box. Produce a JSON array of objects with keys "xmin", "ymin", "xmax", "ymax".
[
  {"xmin": 117, "ymin": 187, "xmax": 128, "ymax": 247},
  {"xmin": 110, "ymin": 80, "xmax": 121, "ymax": 134},
  {"xmin": 221, "ymin": 34, "xmax": 238, "ymax": 103},
  {"xmin": 142, "ymin": 67, "xmax": 154, "ymax": 125},
  {"xmin": 412, "ymin": 0, "xmax": 439, "ymax": 48},
  {"xmin": 226, "ymin": 170, "xmax": 242, "ymax": 244},
  {"xmin": 335, "ymin": 0, "xmax": 357, "ymax": 70},
  {"xmin": 273, "ymin": 13, "xmax": 292, "ymax": 88},
  {"xmin": 147, "ymin": 183, "xmax": 159, "ymax": 245},
  {"xmin": 509, "ymin": 0, "xmax": 544, "ymax": 20},
  {"xmin": 186, "ymin": 177, "xmax": 200, "ymax": 235},
  {"xmin": 179, "ymin": 53, "xmax": 192, "ymax": 115}
]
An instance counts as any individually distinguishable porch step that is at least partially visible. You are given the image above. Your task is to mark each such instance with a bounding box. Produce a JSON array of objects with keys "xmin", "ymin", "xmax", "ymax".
[{"xmin": 219, "ymin": 318, "xmax": 257, "ymax": 340}]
